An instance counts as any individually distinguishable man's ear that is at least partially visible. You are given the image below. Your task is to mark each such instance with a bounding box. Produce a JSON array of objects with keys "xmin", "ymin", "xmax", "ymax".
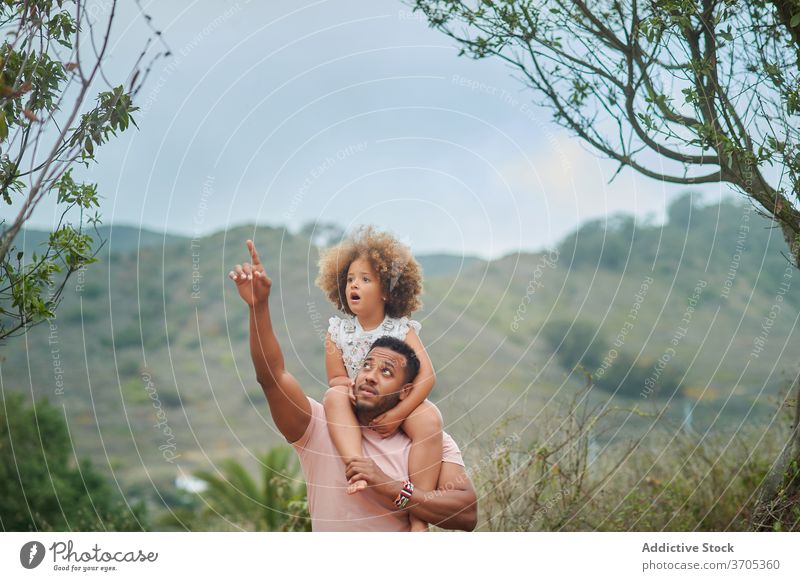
[{"xmin": 398, "ymin": 382, "xmax": 414, "ymax": 400}]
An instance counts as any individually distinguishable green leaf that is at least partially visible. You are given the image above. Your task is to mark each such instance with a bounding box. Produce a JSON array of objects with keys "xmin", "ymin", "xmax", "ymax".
[{"xmin": 791, "ymin": 13, "xmax": 800, "ymax": 28}]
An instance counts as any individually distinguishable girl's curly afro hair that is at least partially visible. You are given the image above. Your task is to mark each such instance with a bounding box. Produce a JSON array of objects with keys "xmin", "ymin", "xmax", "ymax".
[{"xmin": 315, "ymin": 226, "xmax": 423, "ymax": 318}]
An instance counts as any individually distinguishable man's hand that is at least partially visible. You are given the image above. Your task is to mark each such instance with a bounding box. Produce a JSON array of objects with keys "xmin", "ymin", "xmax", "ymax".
[
  {"xmin": 369, "ymin": 410, "xmax": 404, "ymax": 438},
  {"xmin": 346, "ymin": 458, "xmax": 479, "ymax": 531},
  {"xmin": 228, "ymin": 240, "xmax": 271, "ymax": 307},
  {"xmin": 344, "ymin": 457, "xmax": 401, "ymax": 500}
]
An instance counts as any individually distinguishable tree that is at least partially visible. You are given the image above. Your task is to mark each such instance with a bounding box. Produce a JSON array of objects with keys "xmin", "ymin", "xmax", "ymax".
[
  {"xmin": 179, "ymin": 446, "xmax": 310, "ymax": 532},
  {"xmin": 0, "ymin": 0, "xmax": 160, "ymax": 342},
  {"xmin": 412, "ymin": 0, "xmax": 798, "ymax": 261},
  {"xmin": 411, "ymin": 0, "xmax": 799, "ymax": 529},
  {"xmin": 0, "ymin": 392, "xmax": 147, "ymax": 531}
]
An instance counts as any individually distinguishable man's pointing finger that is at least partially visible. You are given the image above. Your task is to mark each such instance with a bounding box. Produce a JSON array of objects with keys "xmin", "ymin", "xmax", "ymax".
[{"xmin": 247, "ymin": 240, "xmax": 261, "ymax": 265}]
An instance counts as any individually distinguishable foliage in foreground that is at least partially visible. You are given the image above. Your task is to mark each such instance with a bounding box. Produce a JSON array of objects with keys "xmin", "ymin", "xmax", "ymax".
[
  {"xmin": 156, "ymin": 446, "xmax": 310, "ymax": 532},
  {"xmin": 0, "ymin": 392, "xmax": 147, "ymax": 531},
  {"xmin": 472, "ymin": 382, "xmax": 794, "ymax": 531}
]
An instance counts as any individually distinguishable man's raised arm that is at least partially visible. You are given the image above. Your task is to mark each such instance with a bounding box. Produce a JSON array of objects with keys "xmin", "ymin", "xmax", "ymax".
[{"xmin": 229, "ymin": 240, "xmax": 311, "ymax": 442}]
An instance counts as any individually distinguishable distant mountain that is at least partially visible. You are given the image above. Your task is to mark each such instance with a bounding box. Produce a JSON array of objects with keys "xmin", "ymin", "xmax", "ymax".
[
  {"xmin": 15, "ymin": 225, "xmax": 483, "ymax": 276},
  {"xmin": 416, "ymin": 254, "xmax": 485, "ymax": 277},
  {"xmin": 11, "ymin": 224, "xmax": 188, "ymax": 258}
]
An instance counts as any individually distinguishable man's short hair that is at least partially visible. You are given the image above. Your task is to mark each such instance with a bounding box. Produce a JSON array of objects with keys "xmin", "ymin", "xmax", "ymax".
[{"xmin": 368, "ymin": 336, "xmax": 420, "ymax": 384}]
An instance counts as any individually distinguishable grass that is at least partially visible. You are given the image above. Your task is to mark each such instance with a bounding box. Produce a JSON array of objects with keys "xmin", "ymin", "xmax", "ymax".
[{"xmin": 472, "ymin": 382, "xmax": 789, "ymax": 531}]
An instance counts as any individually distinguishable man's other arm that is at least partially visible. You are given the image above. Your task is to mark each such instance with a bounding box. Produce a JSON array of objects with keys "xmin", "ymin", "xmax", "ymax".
[
  {"xmin": 345, "ymin": 458, "xmax": 478, "ymax": 531},
  {"xmin": 407, "ymin": 461, "xmax": 478, "ymax": 531}
]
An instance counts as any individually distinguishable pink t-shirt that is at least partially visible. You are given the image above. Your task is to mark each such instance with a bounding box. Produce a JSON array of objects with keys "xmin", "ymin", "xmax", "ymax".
[{"xmin": 292, "ymin": 397, "xmax": 465, "ymax": 531}]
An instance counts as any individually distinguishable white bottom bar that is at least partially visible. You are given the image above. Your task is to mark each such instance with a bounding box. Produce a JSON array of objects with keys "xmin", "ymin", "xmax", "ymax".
[{"xmin": 2, "ymin": 532, "xmax": 798, "ymax": 580}]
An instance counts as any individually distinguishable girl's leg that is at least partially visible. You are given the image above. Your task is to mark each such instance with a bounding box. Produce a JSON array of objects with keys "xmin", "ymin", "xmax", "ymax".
[
  {"xmin": 403, "ymin": 401, "xmax": 444, "ymax": 531},
  {"xmin": 323, "ymin": 384, "xmax": 367, "ymax": 494}
]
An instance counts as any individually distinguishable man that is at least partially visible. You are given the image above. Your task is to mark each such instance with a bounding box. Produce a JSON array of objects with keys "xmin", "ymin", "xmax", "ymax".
[{"xmin": 229, "ymin": 240, "xmax": 478, "ymax": 531}]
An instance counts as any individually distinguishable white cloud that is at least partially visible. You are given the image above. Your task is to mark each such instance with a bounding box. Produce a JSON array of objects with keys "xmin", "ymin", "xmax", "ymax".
[{"xmin": 499, "ymin": 131, "xmax": 729, "ymax": 251}]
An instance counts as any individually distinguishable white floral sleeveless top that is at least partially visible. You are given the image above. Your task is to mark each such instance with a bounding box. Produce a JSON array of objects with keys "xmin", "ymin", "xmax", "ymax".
[{"xmin": 328, "ymin": 315, "xmax": 422, "ymax": 379}]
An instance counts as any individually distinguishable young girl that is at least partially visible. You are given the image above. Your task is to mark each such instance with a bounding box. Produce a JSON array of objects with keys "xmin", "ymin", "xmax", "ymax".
[{"xmin": 315, "ymin": 226, "xmax": 442, "ymax": 532}]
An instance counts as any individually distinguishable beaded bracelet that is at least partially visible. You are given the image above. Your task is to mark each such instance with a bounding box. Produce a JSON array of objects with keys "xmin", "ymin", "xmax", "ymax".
[{"xmin": 394, "ymin": 480, "xmax": 414, "ymax": 509}]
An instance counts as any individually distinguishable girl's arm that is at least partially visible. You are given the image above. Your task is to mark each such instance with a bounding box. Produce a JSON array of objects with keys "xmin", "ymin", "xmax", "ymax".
[{"xmin": 372, "ymin": 328, "xmax": 435, "ymax": 430}]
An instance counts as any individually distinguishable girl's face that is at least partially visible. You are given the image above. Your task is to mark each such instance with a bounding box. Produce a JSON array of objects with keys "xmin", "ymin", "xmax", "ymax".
[{"xmin": 346, "ymin": 256, "xmax": 383, "ymax": 316}]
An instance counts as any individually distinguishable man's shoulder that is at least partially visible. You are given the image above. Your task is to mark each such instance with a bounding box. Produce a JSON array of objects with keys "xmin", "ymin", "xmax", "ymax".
[
  {"xmin": 307, "ymin": 395, "xmax": 323, "ymax": 412},
  {"xmin": 290, "ymin": 396, "xmax": 325, "ymax": 450},
  {"xmin": 441, "ymin": 431, "xmax": 465, "ymax": 466}
]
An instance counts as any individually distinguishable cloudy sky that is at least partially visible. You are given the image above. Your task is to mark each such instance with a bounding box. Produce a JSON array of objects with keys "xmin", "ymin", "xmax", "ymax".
[{"xmin": 24, "ymin": 0, "xmax": 732, "ymax": 259}]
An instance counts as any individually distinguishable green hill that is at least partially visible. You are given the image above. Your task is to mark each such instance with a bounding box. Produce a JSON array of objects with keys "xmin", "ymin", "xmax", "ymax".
[
  {"xmin": 1, "ymin": 193, "xmax": 797, "ymax": 505},
  {"xmin": 12, "ymin": 224, "xmax": 188, "ymax": 259}
]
